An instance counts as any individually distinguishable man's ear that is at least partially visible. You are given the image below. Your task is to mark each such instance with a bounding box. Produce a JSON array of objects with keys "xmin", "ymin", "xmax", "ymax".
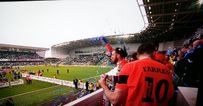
[
  {"xmin": 116, "ymin": 53, "xmax": 121, "ymax": 59},
  {"xmin": 152, "ymin": 51, "xmax": 156, "ymax": 57},
  {"xmin": 136, "ymin": 53, "xmax": 140, "ymax": 59}
]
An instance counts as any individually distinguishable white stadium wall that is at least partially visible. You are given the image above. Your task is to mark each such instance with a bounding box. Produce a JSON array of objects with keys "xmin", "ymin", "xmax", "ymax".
[
  {"xmin": 158, "ymin": 41, "xmax": 174, "ymax": 51},
  {"xmin": 68, "ymin": 42, "xmax": 173, "ymax": 56},
  {"xmin": 52, "ymin": 39, "xmax": 186, "ymax": 58},
  {"xmin": 67, "ymin": 43, "xmax": 142, "ymax": 57},
  {"xmin": 36, "ymin": 51, "xmax": 46, "ymax": 58},
  {"xmin": 51, "ymin": 48, "xmax": 69, "ymax": 59}
]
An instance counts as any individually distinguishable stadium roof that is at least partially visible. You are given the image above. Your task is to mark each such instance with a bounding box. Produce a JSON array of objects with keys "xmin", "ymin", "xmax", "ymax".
[
  {"xmin": 52, "ymin": 0, "xmax": 203, "ymax": 53},
  {"xmin": 136, "ymin": 0, "xmax": 203, "ymax": 42},
  {"xmin": 0, "ymin": 44, "xmax": 49, "ymax": 51}
]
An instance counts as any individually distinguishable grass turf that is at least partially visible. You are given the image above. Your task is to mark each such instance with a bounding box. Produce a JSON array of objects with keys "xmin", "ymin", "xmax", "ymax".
[
  {"xmin": 0, "ymin": 80, "xmax": 73, "ymax": 106},
  {"xmin": 0, "ymin": 65, "xmax": 112, "ymax": 106},
  {"xmin": 20, "ymin": 65, "xmax": 111, "ymax": 81}
]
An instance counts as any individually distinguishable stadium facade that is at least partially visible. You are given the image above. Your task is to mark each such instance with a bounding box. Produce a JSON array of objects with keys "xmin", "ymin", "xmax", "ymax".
[
  {"xmin": 51, "ymin": 34, "xmax": 186, "ymax": 59},
  {"xmin": 52, "ymin": 0, "xmax": 203, "ymax": 105}
]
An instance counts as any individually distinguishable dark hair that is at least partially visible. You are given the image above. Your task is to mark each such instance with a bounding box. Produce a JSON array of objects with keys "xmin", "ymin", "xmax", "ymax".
[
  {"xmin": 137, "ymin": 43, "xmax": 155, "ymax": 55},
  {"xmin": 132, "ymin": 52, "xmax": 137, "ymax": 60},
  {"xmin": 152, "ymin": 41, "xmax": 159, "ymax": 51},
  {"xmin": 115, "ymin": 47, "xmax": 127, "ymax": 58}
]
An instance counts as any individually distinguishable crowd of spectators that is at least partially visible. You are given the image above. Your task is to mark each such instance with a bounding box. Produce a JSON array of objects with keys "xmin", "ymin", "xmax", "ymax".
[
  {"xmin": 96, "ymin": 32, "xmax": 202, "ymax": 106},
  {"xmin": 0, "ymin": 51, "xmax": 43, "ymax": 60},
  {"xmin": 0, "ymin": 51, "xmax": 44, "ymax": 66},
  {"xmin": 64, "ymin": 32, "xmax": 202, "ymax": 88},
  {"xmin": 0, "ymin": 61, "xmax": 44, "ymax": 66},
  {"xmin": 41, "ymin": 78, "xmax": 101, "ymax": 106},
  {"xmin": 0, "ymin": 67, "xmax": 22, "ymax": 84},
  {"xmin": 166, "ymin": 37, "xmax": 202, "ymax": 87},
  {"xmin": 64, "ymin": 54, "xmax": 106, "ymax": 65}
]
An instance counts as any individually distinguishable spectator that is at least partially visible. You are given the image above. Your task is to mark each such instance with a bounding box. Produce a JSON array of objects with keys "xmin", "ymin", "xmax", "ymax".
[
  {"xmin": 85, "ymin": 81, "xmax": 89, "ymax": 91},
  {"xmin": 131, "ymin": 51, "xmax": 138, "ymax": 61},
  {"xmin": 78, "ymin": 79, "xmax": 83, "ymax": 88},
  {"xmin": 5, "ymin": 98, "xmax": 14, "ymax": 106},
  {"xmin": 28, "ymin": 75, "xmax": 32, "ymax": 84},
  {"xmin": 5, "ymin": 70, "xmax": 14, "ymax": 87},
  {"xmin": 67, "ymin": 69, "xmax": 69, "ymax": 73},
  {"xmin": 57, "ymin": 70, "xmax": 59, "ymax": 75},
  {"xmin": 75, "ymin": 79, "xmax": 78, "ymax": 89},
  {"xmin": 37, "ymin": 70, "xmax": 41, "ymax": 76},
  {"xmin": 153, "ymin": 52, "xmax": 174, "ymax": 73},
  {"xmin": 17, "ymin": 71, "xmax": 22, "ymax": 79},
  {"xmin": 105, "ymin": 47, "xmax": 128, "ymax": 91},
  {"xmin": 26, "ymin": 74, "xmax": 32, "ymax": 84},
  {"xmin": 106, "ymin": 47, "xmax": 128, "ymax": 75},
  {"xmin": 99, "ymin": 43, "xmax": 174, "ymax": 106},
  {"xmin": 73, "ymin": 79, "xmax": 78, "ymax": 90},
  {"xmin": 184, "ymin": 39, "xmax": 203, "ymax": 87},
  {"xmin": 89, "ymin": 82, "xmax": 94, "ymax": 93},
  {"xmin": 53, "ymin": 74, "xmax": 57, "ymax": 79},
  {"xmin": 96, "ymin": 80, "xmax": 100, "ymax": 90}
]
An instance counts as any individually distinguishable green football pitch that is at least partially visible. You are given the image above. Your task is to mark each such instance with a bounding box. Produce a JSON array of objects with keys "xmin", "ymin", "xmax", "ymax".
[
  {"xmin": 21, "ymin": 65, "xmax": 111, "ymax": 81},
  {"xmin": 0, "ymin": 65, "xmax": 112, "ymax": 106}
]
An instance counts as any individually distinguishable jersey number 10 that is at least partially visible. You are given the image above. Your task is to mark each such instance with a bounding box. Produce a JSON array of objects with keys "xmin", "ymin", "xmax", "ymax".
[{"xmin": 142, "ymin": 77, "xmax": 169, "ymax": 103}]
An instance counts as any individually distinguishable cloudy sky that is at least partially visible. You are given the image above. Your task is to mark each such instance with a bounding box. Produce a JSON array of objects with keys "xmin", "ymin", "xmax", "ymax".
[{"xmin": 0, "ymin": 0, "xmax": 145, "ymax": 57}]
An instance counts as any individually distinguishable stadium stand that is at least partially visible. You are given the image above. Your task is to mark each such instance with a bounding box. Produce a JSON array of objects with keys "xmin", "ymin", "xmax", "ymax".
[
  {"xmin": 44, "ymin": 57, "xmax": 61, "ymax": 66},
  {"xmin": 59, "ymin": 0, "xmax": 202, "ymax": 105},
  {"xmin": 0, "ymin": 0, "xmax": 202, "ymax": 105},
  {"xmin": 0, "ymin": 44, "xmax": 49, "ymax": 66},
  {"xmin": 62, "ymin": 26, "xmax": 203, "ymax": 106},
  {"xmin": 52, "ymin": 39, "xmax": 184, "ymax": 66}
]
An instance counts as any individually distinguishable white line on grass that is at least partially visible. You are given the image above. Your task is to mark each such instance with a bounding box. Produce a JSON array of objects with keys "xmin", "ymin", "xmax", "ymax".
[
  {"xmin": 0, "ymin": 85, "xmax": 61, "ymax": 100},
  {"xmin": 81, "ymin": 75, "xmax": 100, "ymax": 81}
]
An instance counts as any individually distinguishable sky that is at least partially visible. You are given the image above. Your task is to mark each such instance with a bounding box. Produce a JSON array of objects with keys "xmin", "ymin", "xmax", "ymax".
[{"xmin": 0, "ymin": 0, "xmax": 145, "ymax": 57}]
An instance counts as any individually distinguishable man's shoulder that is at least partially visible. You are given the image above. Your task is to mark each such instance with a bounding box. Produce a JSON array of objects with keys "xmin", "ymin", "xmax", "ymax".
[
  {"xmin": 120, "ymin": 59, "xmax": 128, "ymax": 66},
  {"xmin": 122, "ymin": 58, "xmax": 166, "ymax": 68},
  {"xmin": 135, "ymin": 58, "xmax": 167, "ymax": 68},
  {"xmin": 129, "ymin": 58, "xmax": 152, "ymax": 65},
  {"xmin": 121, "ymin": 60, "xmax": 139, "ymax": 70}
]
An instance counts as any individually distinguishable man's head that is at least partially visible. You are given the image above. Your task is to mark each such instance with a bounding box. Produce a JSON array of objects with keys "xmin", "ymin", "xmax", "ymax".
[
  {"xmin": 137, "ymin": 43, "xmax": 155, "ymax": 59},
  {"xmin": 193, "ymin": 39, "xmax": 203, "ymax": 49},
  {"xmin": 111, "ymin": 47, "xmax": 127, "ymax": 64}
]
